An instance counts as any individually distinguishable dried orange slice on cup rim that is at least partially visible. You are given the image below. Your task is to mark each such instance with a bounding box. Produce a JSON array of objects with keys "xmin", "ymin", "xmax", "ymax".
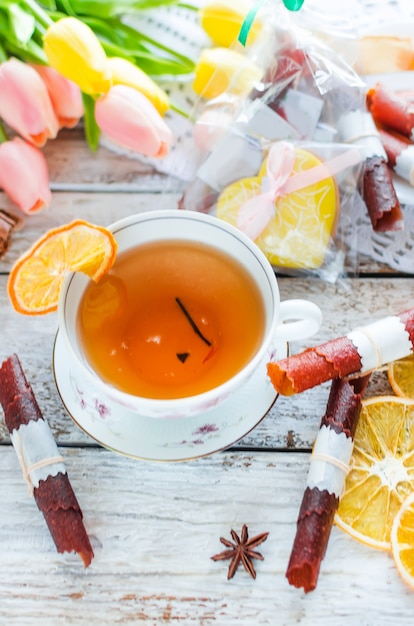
[
  {"xmin": 7, "ymin": 219, "xmax": 118, "ymax": 315},
  {"xmin": 335, "ymin": 395, "xmax": 414, "ymax": 551}
]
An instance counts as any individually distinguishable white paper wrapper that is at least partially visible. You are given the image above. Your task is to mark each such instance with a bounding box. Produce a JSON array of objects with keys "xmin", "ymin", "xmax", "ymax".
[
  {"xmin": 10, "ymin": 419, "xmax": 66, "ymax": 494},
  {"xmin": 347, "ymin": 315, "xmax": 413, "ymax": 372},
  {"xmin": 337, "ymin": 110, "xmax": 386, "ymax": 160},
  {"xmin": 307, "ymin": 425, "xmax": 354, "ymax": 497},
  {"xmin": 197, "ymin": 129, "xmax": 263, "ymax": 191},
  {"xmin": 395, "ymin": 146, "xmax": 414, "ymax": 186},
  {"xmin": 243, "ymin": 101, "xmax": 300, "ymax": 141}
]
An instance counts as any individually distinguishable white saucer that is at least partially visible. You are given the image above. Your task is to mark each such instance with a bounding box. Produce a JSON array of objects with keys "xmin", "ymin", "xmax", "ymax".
[{"xmin": 53, "ymin": 331, "xmax": 286, "ymax": 462}]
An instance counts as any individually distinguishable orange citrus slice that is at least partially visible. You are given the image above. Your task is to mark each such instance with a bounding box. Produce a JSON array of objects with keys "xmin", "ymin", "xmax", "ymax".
[
  {"xmin": 7, "ymin": 219, "xmax": 118, "ymax": 315},
  {"xmin": 335, "ymin": 396, "xmax": 414, "ymax": 550},
  {"xmin": 388, "ymin": 354, "xmax": 414, "ymax": 399},
  {"xmin": 216, "ymin": 147, "xmax": 338, "ymax": 269},
  {"xmin": 391, "ymin": 491, "xmax": 414, "ymax": 589}
]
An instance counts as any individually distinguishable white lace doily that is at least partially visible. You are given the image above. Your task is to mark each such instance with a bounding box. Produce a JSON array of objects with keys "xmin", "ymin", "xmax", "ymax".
[
  {"xmin": 340, "ymin": 193, "xmax": 414, "ymax": 274},
  {"xmin": 104, "ymin": 0, "xmax": 414, "ymax": 274}
]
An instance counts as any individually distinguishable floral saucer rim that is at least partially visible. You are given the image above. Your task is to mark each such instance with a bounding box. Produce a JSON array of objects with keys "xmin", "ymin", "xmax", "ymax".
[{"xmin": 52, "ymin": 330, "xmax": 287, "ymax": 462}]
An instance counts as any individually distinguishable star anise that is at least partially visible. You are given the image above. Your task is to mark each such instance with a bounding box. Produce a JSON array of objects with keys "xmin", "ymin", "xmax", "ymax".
[{"xmin": 211, "ymin": 524, "xmax": 269, "ymax": 580}]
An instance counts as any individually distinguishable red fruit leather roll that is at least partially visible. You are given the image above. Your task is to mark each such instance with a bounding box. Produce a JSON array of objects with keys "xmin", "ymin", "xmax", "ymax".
[
  {"xmin": 267, "ymin": 308, "xmax": 414, "ymax": 396},
  {"xmin": 362, "ymin": 155, "xmax": 403, "ymax": 232},
  {"xmin": 286, "ymin": 376, "xmax": 369, "ymax": 593},
  {"xmin": 378, "ymin": 127, "xmax": 414, "ymax": 186},
  {"xmin": 286, "ymin": 487, "xmax": 338, "ymax": 593},
  {"xmin": 335, "ymin": 99, "xmax": 402, "ymax": 232},
  {"xmin": 267, "ymin": 336, "xmax": 362, "ymax": 396},
  {"xmin": 0, "ymin": 354, "xmax": 94, "ymax": 567},
  {"xmin": 367, "ymin": 83, "xmax": 414, "ymax": 140}
]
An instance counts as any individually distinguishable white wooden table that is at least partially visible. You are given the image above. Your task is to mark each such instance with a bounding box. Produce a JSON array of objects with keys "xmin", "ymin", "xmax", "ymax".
[{"xmin": 0, "ymin": 126, "xmax": 414, "ymax": 625}]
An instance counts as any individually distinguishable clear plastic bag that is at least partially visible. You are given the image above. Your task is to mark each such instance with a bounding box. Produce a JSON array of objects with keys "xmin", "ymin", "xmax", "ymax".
[{"xmin": 178, "ymin": 0, "xmax": 372, "ymax": 281}]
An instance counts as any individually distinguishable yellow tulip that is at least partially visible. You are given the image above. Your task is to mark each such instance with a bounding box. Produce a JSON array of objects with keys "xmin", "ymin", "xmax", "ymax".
[
  {"xmin": 193, "ymin": 47, "xmax": 263, "ymax": 100},
  {"xmin": 43, "ymin": 17, "xmax": 111, "ymax": 95},
  {"xmin": 199, "ymin": 0, "xmax": 262, "ymax": 47},
  {"xmin": 107, "ymin": 57, "xmax": 170, "ymax": 115}
]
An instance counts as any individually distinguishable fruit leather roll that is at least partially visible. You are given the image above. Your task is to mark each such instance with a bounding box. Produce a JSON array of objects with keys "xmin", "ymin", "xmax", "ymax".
[
  {"xmin": 0, "ymin": 353, "xmax": 94, "ymax": 567},
  {"xmin": 286, "ymin": 375, "xmax": 370, "ymax": 593},
  {"xmin": 378, "ymin": 126, "xmax": 414, "ymax": 186},
  {"xmin": 267, "ymin": 308, "xmax": 414, "ymax": 396},
  {"xmin": 336, "ymin": 106, "xmax": 402, "ymax": 232},
  {"xmin": 0, "ymin": 209, "xmax": 19, "ymax": 258},
  {"xmin": 367, "ymin": 82, "xmax": 414, "ymax": 140}
]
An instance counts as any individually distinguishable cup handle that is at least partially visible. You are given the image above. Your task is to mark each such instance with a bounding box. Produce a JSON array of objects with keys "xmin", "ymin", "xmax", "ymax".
[{"xmin": 276, "ymin": 299, "xmax": 322, "ymax": 343}]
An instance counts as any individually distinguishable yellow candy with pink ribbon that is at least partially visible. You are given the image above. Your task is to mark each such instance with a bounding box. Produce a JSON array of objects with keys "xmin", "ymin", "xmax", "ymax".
[{"xmin": 216, "ymin": 141, "xmax": 362, "ymax": 270}]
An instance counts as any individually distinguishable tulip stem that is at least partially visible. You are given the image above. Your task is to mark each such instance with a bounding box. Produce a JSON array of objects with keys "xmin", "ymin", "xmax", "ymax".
[
  {"xmin": 170, "ymin": 101, "xmax": 190, "ymax": 118},
  {"xmin": 22, "ymin": 0, "xmax": 54, "ymax": 29},
  {"xmin": 176, "ymin": 2, "xmax": 199, "ymax": 9},
  {"xmin": 0, "ymin": 121, "xmax": 8, "ymax": 144}
]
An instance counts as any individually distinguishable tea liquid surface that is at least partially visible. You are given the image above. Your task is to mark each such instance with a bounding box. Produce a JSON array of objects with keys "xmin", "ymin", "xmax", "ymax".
[{"xmin": 78, "ymin": 239, "xmax": 265, "ymax": 399}]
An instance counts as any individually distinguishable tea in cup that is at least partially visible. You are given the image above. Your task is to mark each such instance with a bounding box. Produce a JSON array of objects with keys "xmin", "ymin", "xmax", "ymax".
[{"xmin": 58, "ymin": 210, "xmax": 322, "ymax": 418}]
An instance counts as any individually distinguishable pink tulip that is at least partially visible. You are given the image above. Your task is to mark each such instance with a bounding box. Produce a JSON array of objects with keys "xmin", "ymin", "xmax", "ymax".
[
  {"xmin": 0, "ymin": 138, "xmax": 51, "ymax": 214},
  {"xmin": 0, "ymin": 58, "xmax": 59, "ymax": 147},
  {"xmin": 95, "ymin": 85, "xmax": 173, "ymax": 158},
  {"xmin": 31, "ymin": 64, "xmax": 84, "ymax": 129}
]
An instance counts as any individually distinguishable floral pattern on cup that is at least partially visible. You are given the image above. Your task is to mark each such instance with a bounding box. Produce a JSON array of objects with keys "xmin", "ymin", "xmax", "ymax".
[
  {"xmin": 70, "ymin": 374, "xmax": 111, "ymax": 419},
  {"xmin": 67, "ymin": 372, "xmax": 126, "ymax": 440}
]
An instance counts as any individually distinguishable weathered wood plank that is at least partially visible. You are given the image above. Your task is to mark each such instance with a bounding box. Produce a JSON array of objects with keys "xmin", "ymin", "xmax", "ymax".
[
  {"xmin": 0, "ymin": 193, "xmax": 183, "ymax": 270},
  {"xmin": 0, "ymin": 447, "xmax": 412, "ymax": 626},
  {"xmin": 9, "ymin": 127, "xmax": 183, "ymax": 190},
  {"xmin": 1, "ymin": 144, "xmax": 411, "ymax": 276},
  {"xmin": 0, "ymin": 275, "xmax": 410, "ymax": 448}
]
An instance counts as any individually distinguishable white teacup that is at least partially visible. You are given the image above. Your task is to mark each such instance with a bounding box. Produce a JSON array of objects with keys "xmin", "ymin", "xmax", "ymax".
[{"xmin": 58, "ymin": 210, "xmax": 322, "ymax": 419}]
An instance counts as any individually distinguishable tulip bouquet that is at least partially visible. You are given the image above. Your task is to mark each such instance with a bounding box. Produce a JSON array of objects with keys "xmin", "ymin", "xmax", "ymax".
[{"xmin": 0, "ymin": 0, "xmax": 200, "ymax": 215}]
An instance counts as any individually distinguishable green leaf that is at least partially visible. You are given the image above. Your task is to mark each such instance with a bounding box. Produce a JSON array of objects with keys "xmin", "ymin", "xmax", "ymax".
[
  {"xmin": 8, "ymin": 3, "xmax": 36, "ymax": 44},
  {"xmin": 66, "ymin": 0, "xmax": 181, "ymax": 18},
  {"xmin": 36, "ymin": 0, "xmax": 57, "ymax": 9},
  {"xmin": 81, "ymin": 15, "xmax": 144, "ymax": 49},
  {"xmin": 0, "ymin": 9, "xmax": 9, "ymax": 35},
  {"xmin": 4, "ymin": 37, "xmax": 48, "ymax": 63},
  {"xmin": 20, "ymin": 0, "xmax": 53, "ymax": 28},
  {"xmin": 0, "ymin": 39, "xmax": 7, "ymax": 62},
  {"xmin": 123, "ymin": 0, "xmax": 181, "ymax": 8},
  {"xmin": 125, "ymin": 25, "xmax": 196, "ymax": 71},
  {"xmin": 54, "ymin": 0, "xmax": 75, "ymax": 15},
  {"xmin": 126, "ymin": 51, "xmax": 194, "ymax": 76},
  {"xmin": 0, "ymin": 120, "xmax": 9, "ymax": 143},
  {"xmin": 80, "ymin": 15, "xmax": 195, "ymax": 76},
  {"xmin": 82, "ymin": 93, "xmax": 100, "ymax": 152}
]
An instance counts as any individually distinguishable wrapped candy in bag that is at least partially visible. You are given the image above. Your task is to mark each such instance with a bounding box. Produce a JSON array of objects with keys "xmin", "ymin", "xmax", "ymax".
[{"xmin": 179, "ymin": 0, "xmax": 401, "ymax": 281}]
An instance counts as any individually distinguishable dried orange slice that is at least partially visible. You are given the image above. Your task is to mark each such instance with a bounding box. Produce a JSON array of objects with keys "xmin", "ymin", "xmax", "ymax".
[
  {"xmin": 391, "ymin": 491, "xmax": 414, "ymax": 589},
  {"xmin": 335, "ymin": 396, "xmax": 414, "ymax": 550},
  {"xmin": 8, "ymin": 219, "xmax": 118, "ymax": 315},
  {"xmin": 388, "ymin": 354, "xmax": 414, "ymax": 399}
]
